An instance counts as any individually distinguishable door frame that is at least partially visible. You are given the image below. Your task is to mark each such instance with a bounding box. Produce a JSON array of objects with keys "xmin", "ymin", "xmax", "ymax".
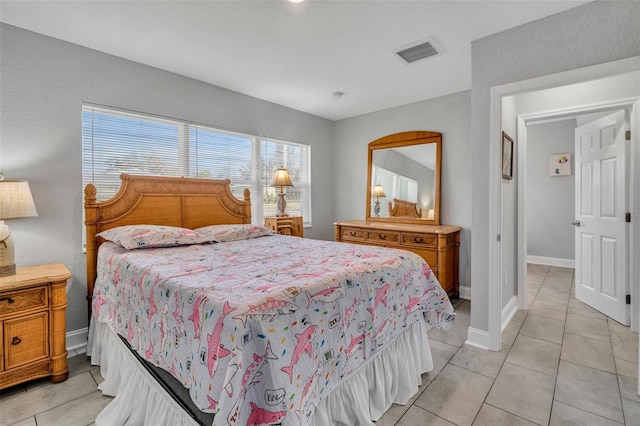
[
  {"xmin": 516, "ymin": 99, "xmax": 639, "ymax": 326},
  {"xmin": 487, "ymin": 55, "xmax": 640, "ymax": 352}
]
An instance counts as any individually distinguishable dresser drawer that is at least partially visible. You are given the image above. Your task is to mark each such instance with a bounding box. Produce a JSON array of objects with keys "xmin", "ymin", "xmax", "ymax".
[
  {"xmin": 0, "ymin": 286, "xmax": 48, "ymax": 319},
  {"xmin": 4, "ymin": 312, "xmax": 49, "ymax": 369},
  {"xmin": 367, "ymin": 231, "xmax": 401, "ymax": 244},
  {"xmin": 389, "ymin": 246, "xmax": 437, "ymax": 270},
  {"xmin": 341, "ymin": 227, "xmax": 366, "ymax": 241},
  {"xmin": 401, "ymin": 232, "xmax": 437, "ymax": 248}
]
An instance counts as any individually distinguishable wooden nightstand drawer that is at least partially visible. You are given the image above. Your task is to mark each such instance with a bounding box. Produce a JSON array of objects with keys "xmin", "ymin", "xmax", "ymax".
[
  {"xmin": 4, "ymin": 312, "xmax": 48, "ymax": 369},
  {"xmin": 402, "ymin": 232, "xmax": 437, "ymax": 248},
  {"xmin": 0, "ymin": 263, "xmax": 71, "ymax": 388},
  {"xmin": 366, "ymin": 231, "xmax": 400, "ymax": 244},
  {"xmin": 0, "ymin": 286, "xmax": 48, "ymax": 319}
]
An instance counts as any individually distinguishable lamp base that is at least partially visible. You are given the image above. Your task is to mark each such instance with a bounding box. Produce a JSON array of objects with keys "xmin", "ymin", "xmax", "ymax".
[
  {"xmin": 276, "ymin": 191, "xmax": 289, "ymax": 217},
  {"xmin": 373, "ymin": 200, "xmax": 381, "ymax": 217},
  {"xmin": 0, "ymin": 224, "xmax": 16, "ymax": 277},
  {"xmin": 0, "ymin": 263, "xmax": 16, "ymax": 277}
]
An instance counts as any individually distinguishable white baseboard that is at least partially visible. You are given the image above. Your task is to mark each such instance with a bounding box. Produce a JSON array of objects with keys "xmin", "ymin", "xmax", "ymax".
[
  {"xmin": 501, "ymin": 296, "xmax": 518, "ymax": 332},
  {"xmin": 527, "ymin": 255, "xmax": 575, "ymax": 269},
  {"xmin": 459, "ymin": 285, "xmax": 471, "ymax": 300},
  {"xmin": 66, "ymin": 327, "xmax": 88, "ymax": 355},
  {"xmin": 465, "ymin": 327, "xmax": 490, "ymax": 350}
]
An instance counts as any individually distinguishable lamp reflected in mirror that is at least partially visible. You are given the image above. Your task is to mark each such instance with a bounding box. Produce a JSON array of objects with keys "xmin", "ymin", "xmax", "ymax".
[{"xmin": 371, "ymin": 183, "xmax": 386, "ymax": 217}]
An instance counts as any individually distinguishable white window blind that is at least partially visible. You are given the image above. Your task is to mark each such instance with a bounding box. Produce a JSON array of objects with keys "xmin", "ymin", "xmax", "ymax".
[{"xmin": 82, "ymin": 105, "xmax": 311, "ymax": 228}]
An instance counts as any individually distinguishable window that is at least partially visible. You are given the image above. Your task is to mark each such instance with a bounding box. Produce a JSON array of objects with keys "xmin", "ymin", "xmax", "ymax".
[
  {"xmin": 82, "ymin": 105, "xmax": 311, "ymax": 228},
  {"xmin": 372, "ymin": 165, "xmax": 418, "ymax": 203}
]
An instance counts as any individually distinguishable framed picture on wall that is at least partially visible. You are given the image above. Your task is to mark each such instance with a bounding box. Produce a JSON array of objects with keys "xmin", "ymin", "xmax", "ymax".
[
  {"xmin": 549, "ymin": 153, "xmax": 571, "ymax": 176},
  {"xmin": 502, "ymin": 131, "xmax": 514, "ymax": 180}
]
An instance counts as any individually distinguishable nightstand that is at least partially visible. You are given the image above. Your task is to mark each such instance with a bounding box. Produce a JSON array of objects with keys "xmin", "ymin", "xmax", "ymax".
[
  {"xmin": 0, "ymin": 263, "xmax": 71, "ymax": 389},
  {"xmin": 265, "ymin": 216, "xmax": 303, "ymax": 237}
]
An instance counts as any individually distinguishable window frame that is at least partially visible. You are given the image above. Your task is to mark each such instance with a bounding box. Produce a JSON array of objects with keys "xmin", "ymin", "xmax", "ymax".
[{"xmin": 82, "ymin": 104, "xmax": 312, "ymax": 229}]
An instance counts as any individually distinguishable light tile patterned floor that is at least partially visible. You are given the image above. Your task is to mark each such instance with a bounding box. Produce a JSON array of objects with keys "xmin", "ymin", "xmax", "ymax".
[{"xmin": 0, "ymin": 265, "xmax": 638, "ymax": 425}]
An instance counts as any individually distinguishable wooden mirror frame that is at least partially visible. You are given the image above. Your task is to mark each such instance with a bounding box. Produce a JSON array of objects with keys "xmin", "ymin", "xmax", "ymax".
[{"xmin": 366, "ymin": 131, "xmax": 442, "ymax": 225}]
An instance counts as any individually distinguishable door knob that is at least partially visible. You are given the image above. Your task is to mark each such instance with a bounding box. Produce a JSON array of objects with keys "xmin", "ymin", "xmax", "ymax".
[{"xmin": 571, "ymin": 220, "xmax": 581, "ymax": 227}]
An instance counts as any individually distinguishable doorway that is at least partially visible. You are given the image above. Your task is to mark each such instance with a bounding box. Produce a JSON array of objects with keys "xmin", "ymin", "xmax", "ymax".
[
  {"xmin": 513, "ymin": 96, "xmax": 639, "ymax": 329},
  {"xmin": 486, "ymin": 56, "xmax": 640, "ymax": 353}
]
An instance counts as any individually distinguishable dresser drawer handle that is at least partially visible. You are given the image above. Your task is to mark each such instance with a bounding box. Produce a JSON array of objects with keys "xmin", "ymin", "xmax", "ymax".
[
  {"xmin": 378, "ymin": 234, "xmax": 387, "ymax": 240},
  {"xmin": 11, "ymin": 336, "xmax": 22, "ymax": 346},
  {"xmin": 0, "ymin": 297, "xmax": 15, "ymax": 304},
  {"xmin": 413, "ymin": 237, "xmax": 424, "ymax": 243},
  {"xmin": 349, "ymin": 231, "xmax": 357, "ymax": 237}
]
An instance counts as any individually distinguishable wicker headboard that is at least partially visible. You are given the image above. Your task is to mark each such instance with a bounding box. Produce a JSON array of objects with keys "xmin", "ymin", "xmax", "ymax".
[
  {"xmin": 388, "ymin": 198, "xmax": 422, "ymax": 218},
  {"xmin": 84, "ymin": 174, "xmax": 251, "ymax": 318}
]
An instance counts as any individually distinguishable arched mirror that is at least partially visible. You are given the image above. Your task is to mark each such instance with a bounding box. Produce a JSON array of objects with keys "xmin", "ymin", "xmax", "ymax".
[{"xmin": 366, "ymin": 131, "xmax": 442, "ymax": 225}]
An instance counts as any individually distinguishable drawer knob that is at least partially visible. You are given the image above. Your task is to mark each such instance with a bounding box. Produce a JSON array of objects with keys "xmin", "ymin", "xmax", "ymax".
[
  {"xmin": 0, "ymin": 297, "xmax": 14, "ymax": 304},
  {"xmin": 349, "ymin": 231, "xmax": 357, "ymax": 236},
  {"xmin": 379, "ymin": 234, "xmax": 387, "ymax": 240},
  {"xmin": 11, "ymin": 336, "xmax": 22, "ymax": 346},
  {"xmin": 413, "ymin": 237, "xmax": 424, "ymax": 243}
]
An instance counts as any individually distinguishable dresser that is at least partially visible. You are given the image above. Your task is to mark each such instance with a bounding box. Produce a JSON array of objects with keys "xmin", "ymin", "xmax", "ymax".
[
  {"xmin": 265, "ymin": 216, "xmax": 304, "ymax": 237},
  {"xmin": 334, "ymin": 220, "xmax": 461, "ymax": 298},
  {"xmin": 0, "ymin": 263, "xmax": 71, "ymax": 389}
]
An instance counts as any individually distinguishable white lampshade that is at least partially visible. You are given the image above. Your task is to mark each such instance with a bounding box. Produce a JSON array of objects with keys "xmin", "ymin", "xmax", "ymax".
[
  {"xmin": 372, "ymin": 184, "xmax": 386, "ymax": 198},
  {"xmin": 0, "ymin": 180, "xmax": 38, "ymax": 277},
  {"xmin": 271, "ymin": 168, "xmax": 293, "ymax": 187},
  {"xmin": 0, "ymin": 181, "xmax": 38, "ymax": 219}
]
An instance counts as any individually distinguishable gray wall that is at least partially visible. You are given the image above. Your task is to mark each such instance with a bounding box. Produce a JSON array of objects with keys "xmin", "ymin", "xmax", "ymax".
[
  {"xmin": 471, "ymin": 1, "xmax": 640, "ymax": 331},
  {"xmin": 0, "ymin": 24, "xmax": 335, "ymax": 334},
  {"xmin": 527, "ymin": 120, "xmax": 577, "ymax": 260},
  {"xmin": 334, "ymin": 91, "xmax": 472, "ymax": 291}
]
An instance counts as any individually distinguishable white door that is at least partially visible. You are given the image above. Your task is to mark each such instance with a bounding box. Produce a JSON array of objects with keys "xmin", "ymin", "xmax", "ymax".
[{"xmin": 575, "ymin": 110, "xmax": 629, "ymax": 325}]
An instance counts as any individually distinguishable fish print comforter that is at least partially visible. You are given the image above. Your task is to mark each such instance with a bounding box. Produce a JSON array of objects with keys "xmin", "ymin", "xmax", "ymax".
[{"xmin": 93, "ymin": 234, "xmax": 455, "ymax": 426}]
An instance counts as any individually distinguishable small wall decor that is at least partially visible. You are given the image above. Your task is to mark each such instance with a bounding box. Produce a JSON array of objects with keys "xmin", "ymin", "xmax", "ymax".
[
  {"xmin": 550, "ymin": 153, "xmax": 571, "ymax": 176},
  {"xmin": 502, "ymin": 131, "xmax": 514, "ymax": 180}
]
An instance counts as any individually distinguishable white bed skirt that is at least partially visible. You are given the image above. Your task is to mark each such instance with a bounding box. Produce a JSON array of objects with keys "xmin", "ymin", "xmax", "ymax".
[{"xmin": 88, "ymin": 318, "xmax": 433, "ymax": 426}]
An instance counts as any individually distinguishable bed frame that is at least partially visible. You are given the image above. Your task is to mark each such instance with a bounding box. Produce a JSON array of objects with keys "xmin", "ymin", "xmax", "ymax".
[
  {"xmin": 388, "ymin": 198, "xmax": 422, "ymax": 218},
  {"xmin": 84, "ymin": 174, "xmax": 251, "ymax": 319}
]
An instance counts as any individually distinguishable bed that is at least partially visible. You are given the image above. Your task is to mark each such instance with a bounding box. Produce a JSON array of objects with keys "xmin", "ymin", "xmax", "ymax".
[{"xmin": 85, "ymin": 174, "xmax": 455, "ymax": 426}]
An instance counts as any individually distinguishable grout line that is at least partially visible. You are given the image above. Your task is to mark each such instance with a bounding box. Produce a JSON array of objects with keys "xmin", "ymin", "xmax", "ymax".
[{"xmin": 609, "ymin": 312, "xmax": 628, "ymax": 425}]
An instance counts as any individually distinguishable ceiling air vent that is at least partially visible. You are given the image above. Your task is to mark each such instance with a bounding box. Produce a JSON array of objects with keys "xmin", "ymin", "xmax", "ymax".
[{"xmin": 394, "ymin": 38, "xmax": 442, "ymax": 64}]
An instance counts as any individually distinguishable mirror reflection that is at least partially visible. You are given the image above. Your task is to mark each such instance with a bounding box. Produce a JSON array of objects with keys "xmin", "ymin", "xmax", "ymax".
[
  {"xmin": 371, "ymin": 144, "xmax": 437, "ymax": 219},
  {"xmin": 366, "ymin": 131, "xmax": 441, "ymax": 225}
]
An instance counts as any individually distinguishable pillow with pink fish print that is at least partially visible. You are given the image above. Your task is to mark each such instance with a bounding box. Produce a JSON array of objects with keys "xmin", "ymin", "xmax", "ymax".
[
  {"xmin": 195, "ymin": 224, "xmax": 274, "ymax": 243},
  {"xmin": 97, "ymin": 225, "xmax": 209, "ymax": 249}
]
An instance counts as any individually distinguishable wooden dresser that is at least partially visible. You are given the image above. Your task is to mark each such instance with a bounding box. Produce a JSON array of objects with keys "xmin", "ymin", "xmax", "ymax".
[
  {"xmin": 265, "ymin": 216, "xmax": 303, "ymax": 237},
  {"xmin": 0, "ymin": 263, "xmax": 71, "ymax": 389},
  {"xmin": 334, "ymin": 220, "xmax": 461, "ymax": 298}
]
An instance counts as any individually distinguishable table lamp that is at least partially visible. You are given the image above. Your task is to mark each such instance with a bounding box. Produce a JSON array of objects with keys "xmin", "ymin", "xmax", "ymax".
[
  {"xmin": 271, "ymin": 167, "xmax": 294, "ymax": 217},
  {"xmin": 0, "ymin": 178, "xmax": 38, "ymax": 277},
  {"xmin": 372, "ymin": 183, "xmax": 386, "ymax": 217}
]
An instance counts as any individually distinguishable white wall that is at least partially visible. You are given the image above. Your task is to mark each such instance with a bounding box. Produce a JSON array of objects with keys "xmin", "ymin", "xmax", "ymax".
[
  {"xmin": 526, "ymin": 120, "xmax": 577, "ymax": 260},
  {"xmin": 334, "ymin": 91, "xmax": 472, "ymax": 292},
  {"xmin": 499, "ymin": 95, "xmax": 518, "ymax": 309},
  {"xmin": 0, "ymin": 24, "xmax": 335, "ymax": 333},
  {"xmin": 471, "ymin": 1, "xmax": 640, "ymax": 332}
]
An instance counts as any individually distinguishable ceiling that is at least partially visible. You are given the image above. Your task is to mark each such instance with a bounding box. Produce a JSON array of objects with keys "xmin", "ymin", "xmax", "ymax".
[{"xmin": 0, "ymin": 0, "xmax": 589, "ymax": 121}]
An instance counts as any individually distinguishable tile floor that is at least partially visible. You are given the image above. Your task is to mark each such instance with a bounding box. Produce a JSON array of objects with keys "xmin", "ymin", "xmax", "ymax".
[{"xmin": 0, "ymin": 265, "xmax": 638, "ymax": 425}]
